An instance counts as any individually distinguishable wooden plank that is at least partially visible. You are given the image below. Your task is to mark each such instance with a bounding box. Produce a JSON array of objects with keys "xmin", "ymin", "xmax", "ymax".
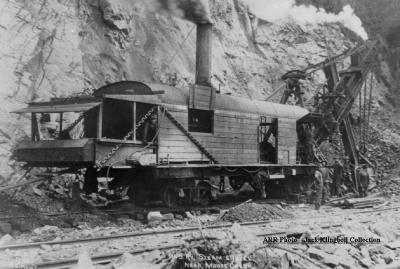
[
  {"xmin": 278, "ymin": 139, "xmax": 297, "ymax": 145},
  {"xmin": 278, "ymin": 121, "xmax": 296, "ymax": 127},
  {"xmin": 160, "ymin": 120, "xmax": 186, "ymax": 129},
  {"xmin": 158, "ymin": 133, "xmax": 195, "ymax": 141},
  {"xmin": 159, "ymin": 140, "xmax": 257, "ymax": 148},
  {"xmin": 163, "ymin": 104, "xmax": 187, "ymax": 112},
  {"xmin": 158, "ymin": 147, "xmax": 204, "ymax": 154},
  {"xmin": 194, "ymin": 127, "xmax": 258, "ymax": 136},
  {"xmin": 189, "ymin": 87, "xmax": 194, "ymax": 108},
  {"xmin": 96, "ymin": 144, "xmax": 153, "ymax": 166},
  {"xmin": 158, "ymin": 152, "xmax": 206, "ymax": 160},
  {"xmin": 160, "ymin": 127, "xmax": 258, "ymax": 137},
  {"xmin": 207, "ymin": 148, "xmax": 257, "ymax": 154},
  {"xmin": 161, "ymin": 137, "xmax": 258, "ymax": 146},
  {"xmin": 31, "ymin": 113, "xmax": 40, "ymax": 141},
  {"xmin": 133, "ymin": 102, "xmax": 137, "ymax": 141},
  {"xmin": 97, "ymin": 103, "xmax": 103, "ymax": 138},
  {"xmin": 194, "ymin": 91, "xmax": 212, "ymax": 100},
  {"xmin": 210, "ymin": 87, "xmax": 216, "ymax": 110},
  {"xmin": 215, "ymin": 110, "xmax": 260, "ymax": 119},
  {"xmin": 59, "ymin": 113, "xmax": 63, "ymax": 135},
  {"xmin": 161, "ymin": 114, "xmax": 187, "ymax": 123},
  {"xmin": 193, "ymin": 99, "xmax": 211, "ymax": 108},
  {"xmin": 214, "ymin": 120, "xmax": 259, "ymax": 126},
  {"xmin": 214, "ymin": 124, "xmax": 259, "ymax": 131},
  {"xmin": 214, "ymin": 112, "xmax": 261, "ymax": 120},
  {"xmin": 214, "ymin": 126, "xmax": 258, "ymax": 134}
]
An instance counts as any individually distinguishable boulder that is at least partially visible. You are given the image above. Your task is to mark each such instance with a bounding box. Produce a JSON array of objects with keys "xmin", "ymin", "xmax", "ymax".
[
  {"xmin": 0, "ymin": 222, "xmax": 12, "ymax": 234},
  {"xmin": 359, "ymin": 257, "xmax": 373, "ymax": 268},
  {"xmin": 174, "ymin": 214, "xmax": 184, "ymax": 220},
  {"xmin": 369, "ymin": 222, "xmax": 397, "ymax": 241},
  {"xmin": 147, "ymin": 212, "xmax": 163, "ymax": 223},
  {"xmin": 307, "ymin": 247, "xmax": 339, "ymax": 267},
  {"xmin": 136, "ymin": 213, "xmax": 145, "ymax": 221},
  {"xmin": 0, "ymin": 234, "xmax": 14, "ymax": 246},
  {"xmin": 371, "ymin": 262, "xmax": 400, "ymax": 269},
  {"xmin": 73, "ymin": 249, "xmax": 95, "ymax": 269},
  {"xmin": 339, "ymin": 259, "xmax": 355, "ymax": 269},
  {"xmin": 41, "ymin": 244, "xmax": 52, "ymax": 251},
  {"xmin": 33, "ymin": 225, "xmax": 60, "ymax": 236},
  {"xmin": 162, "ymin": 213, "xmax": 174, "ymax": 221},
  {"xmin": 112, "ymin": 252, "xmax": 161, "ymax": 269},
  {"xmin": 386, "ymin": 241, "xmax": 400, "ymax": 250},
  {"xmin": 369, "ymin": 245, "xmax": 391, "ymax": 257},
  {"xmin": 185, "ymin": 211, "xmax": 196, "ymax": 219},
  {"xmin": 383, "ymin": 255, "xmax": 393, "ymax": 264}
]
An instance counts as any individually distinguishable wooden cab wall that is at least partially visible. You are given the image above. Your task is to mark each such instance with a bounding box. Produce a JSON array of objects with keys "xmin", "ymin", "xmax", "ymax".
[{"xmin": 158, "ymin": 105, "xmax": 301, "ymax": 165}]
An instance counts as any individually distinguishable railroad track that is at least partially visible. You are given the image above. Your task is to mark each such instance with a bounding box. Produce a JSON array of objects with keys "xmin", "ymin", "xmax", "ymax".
[
  {"xmin": 0, "ymin": 198, "xmax": 281, "ymax": 221},
  {"xmin": 4, "ymin": 205, "xmax": 400, "ymax": 269},
  {"xmin": 3, "ymin": 205, "xmax": 399, "ymax": 251}
]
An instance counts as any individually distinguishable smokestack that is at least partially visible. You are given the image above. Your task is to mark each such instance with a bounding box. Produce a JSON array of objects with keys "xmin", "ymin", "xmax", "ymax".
[{"xmin": 195, "ymin": 23, "xmax": 212, "ymax": 87}]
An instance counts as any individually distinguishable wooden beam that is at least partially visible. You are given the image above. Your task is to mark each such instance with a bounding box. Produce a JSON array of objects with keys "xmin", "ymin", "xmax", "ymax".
[
  {"xmin": 133, "ymin": 102, "xmax": 136, "ymax": 142},
  {"xmin": 97, "ymin": 103, "xmax": 103, "ymax": 138},
  {"xmin": 31, "ymin": 113, "xmax": 40, "ymax": 141},
  {"xmin": 59, "ymin": 112, "xmax": 63, "ymax": 136}
]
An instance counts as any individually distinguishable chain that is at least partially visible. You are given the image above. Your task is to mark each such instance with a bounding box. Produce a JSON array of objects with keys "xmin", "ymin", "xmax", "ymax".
[
  {"xmin": 63, "ymin": 112, "xmax": 86, "ymax": 134},
  {"xmin": 94, "ymin": 106, "xmax": 157, "ymax": 171}
]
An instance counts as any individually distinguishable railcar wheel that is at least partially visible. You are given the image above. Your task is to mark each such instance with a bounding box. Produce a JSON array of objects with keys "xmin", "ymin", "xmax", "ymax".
[
  {"xmin": 251, "ymin": 170, "xmax": 268, "ymax": 199},
  {"xmin": 196, "ymin": 181, "xmax": 212, "ymax": 206},
  {"xmin": 229, "ymin": 176, "xmax": 245, "ymax": 191},
  {"xmin": 127, "ymin": 186, "xmax": 146, "ymax": 206},
  {"xmin": 163, "ymin": 184, "xmax": 180, "ymax": 208}
]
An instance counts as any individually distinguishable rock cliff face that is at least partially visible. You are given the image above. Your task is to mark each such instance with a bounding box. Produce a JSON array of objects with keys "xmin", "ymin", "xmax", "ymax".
[{"xmin": 0, "ymin": 0, "xmax": 396, "ymax": 180}]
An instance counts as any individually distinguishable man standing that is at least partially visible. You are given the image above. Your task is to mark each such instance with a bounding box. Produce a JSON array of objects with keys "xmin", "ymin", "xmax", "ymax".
[
  {"xmin": 358, "ymin": 165, "xmax": 370, "ymax": 197},
  {"xmin": 314, "ymin": 165, "xmax": 324, "ymax": 210},
  {"xmin": 333, "ymin": 158, "xmax": 344, "ymax": 196},
  {"xmin": 142, "ymin": 113, "xmax": 158, "ymax": 144},
  {"xmin": 320, "ymin": 161, "xmax": 331, "ymax": 201}
]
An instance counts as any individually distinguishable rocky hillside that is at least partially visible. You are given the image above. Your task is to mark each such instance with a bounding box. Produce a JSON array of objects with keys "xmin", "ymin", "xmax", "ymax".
[{"xmin": 0, "ymin": 0, "xmax": 396, "ymax": 181}]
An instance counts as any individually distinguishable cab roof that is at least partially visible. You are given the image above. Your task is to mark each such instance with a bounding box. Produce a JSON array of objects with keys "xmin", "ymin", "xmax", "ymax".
[{"xmin": 14, "ymin": 81, "xmax": 309, "ymax": 120}]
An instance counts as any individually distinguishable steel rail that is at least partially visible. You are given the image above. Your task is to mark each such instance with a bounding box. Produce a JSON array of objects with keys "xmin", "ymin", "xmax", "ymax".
[
  {"xmin": 2, "ymin": 205, "xmax": 399, "ymax": 252},
  {"xmin": 34, "ymin": 231, "xmax": 290, "ymax": 269},
  {"xmin": 35, "ymin": 243, "xmax": 184, "ymax": 269},
  {"xmin": 33, "ymin": 218, "xmax": 376, "ymax": 269}
]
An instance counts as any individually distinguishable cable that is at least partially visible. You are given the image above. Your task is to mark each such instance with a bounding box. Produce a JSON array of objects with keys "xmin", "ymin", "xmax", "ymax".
[
  {"xmin": 366, "ymin": 72, "xmax": 373, "ymax": 142},
  {"xmin": 166, "ymin": 24, "xmax": 196, "ymax": 67},
  {"xmin": 105, "ymin": 107, "xmax": 167, "ymax": 179}
]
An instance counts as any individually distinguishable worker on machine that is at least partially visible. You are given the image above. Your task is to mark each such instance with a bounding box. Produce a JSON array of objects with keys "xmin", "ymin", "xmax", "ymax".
[
  {"xmin": 281, "ymin": 70, "xmax": 307, "ymax": 107},
  {"xmin": 39, "ymin": 113, "xmax": 58, "ymax": 139},
  {"xmin": 142, "ymin": 113, "xmax": 158, "ymax": 144},
  {"xmin": 259, "ymin": 138, "xmax": 276, "ymax": 163}
]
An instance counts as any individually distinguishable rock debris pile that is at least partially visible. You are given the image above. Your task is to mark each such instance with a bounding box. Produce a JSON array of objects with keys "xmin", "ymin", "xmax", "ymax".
[
  {"xmin": 364, "ymin": 125, "xmax": 400, "ymax": 174},
  {"xmin": 221, "ymin": 202, "xmax": 293, "ymax": 222}
]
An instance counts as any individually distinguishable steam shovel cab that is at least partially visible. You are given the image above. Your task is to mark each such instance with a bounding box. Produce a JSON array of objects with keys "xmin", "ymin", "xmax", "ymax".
[{"xmin": 13, "ymin": 81, "xmax": 316, "ymax": 206}]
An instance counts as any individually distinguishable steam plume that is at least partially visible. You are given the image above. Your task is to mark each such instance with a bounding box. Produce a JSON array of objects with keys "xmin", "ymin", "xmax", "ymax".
[{"xmin": 242, "ymin": 0, "xmax": 368, "ymax": 40}]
